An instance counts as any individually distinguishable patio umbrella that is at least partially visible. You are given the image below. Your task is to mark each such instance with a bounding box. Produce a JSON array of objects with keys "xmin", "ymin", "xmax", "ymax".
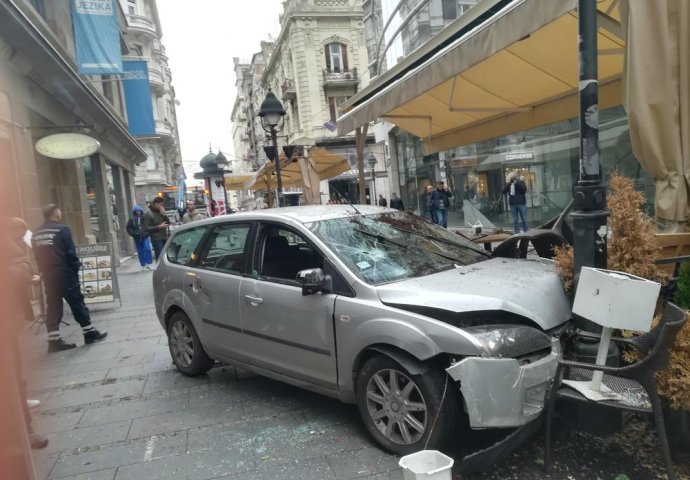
[{"xmin": 621, "ymin": 0, "xmax": 690, "ymax": 229}]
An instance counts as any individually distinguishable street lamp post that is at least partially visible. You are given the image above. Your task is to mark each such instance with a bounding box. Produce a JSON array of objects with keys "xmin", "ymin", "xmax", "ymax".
[
  {"xmin": 258, "ymin": 91, "xmax": 287, "ymax": 207},
  {"xmin": 367, "ymin": 152, "xmax": 377, "ymax": 205}
]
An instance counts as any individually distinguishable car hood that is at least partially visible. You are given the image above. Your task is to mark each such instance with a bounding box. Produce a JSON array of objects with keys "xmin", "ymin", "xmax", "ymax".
[{"xmin": 376, "ymin": 257, "xmax": 571, "ymax": 330}]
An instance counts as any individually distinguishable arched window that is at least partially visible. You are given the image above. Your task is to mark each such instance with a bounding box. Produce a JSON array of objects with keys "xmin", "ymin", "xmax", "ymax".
[{"xmin": 325, "ymin": 43, "xmax": 348, "ymax": 73}]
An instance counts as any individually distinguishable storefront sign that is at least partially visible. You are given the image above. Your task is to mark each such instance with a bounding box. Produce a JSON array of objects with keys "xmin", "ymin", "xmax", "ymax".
[
  {"xmin": 504, "ymin": 152, "xmax": 534, "ymax": 162},
  {"xmin": 71, "ymin": 0, "xmax": 122, "ymax": 75},
  {"xmin": 122, "ymin": 60, "xmax": 156, "ymax": 135},
  {"xmin": 76, "ymin": 243, "xmax": 119, "ymax": 304},
  {"xmin": 35, "ymin": 133, "xmax": 100, "ymax": 159}
]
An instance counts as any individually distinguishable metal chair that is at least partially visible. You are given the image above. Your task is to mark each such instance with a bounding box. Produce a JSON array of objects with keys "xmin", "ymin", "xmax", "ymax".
[{"xmin": 544, "ymin": 301, "xmax": 688, "ymax": 480}]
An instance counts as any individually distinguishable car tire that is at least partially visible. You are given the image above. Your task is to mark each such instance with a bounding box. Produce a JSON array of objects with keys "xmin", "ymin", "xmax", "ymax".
[
  {"xmin": 167, "ymin": 311, "xmax": 214, "ymax": 376},
  {"xmin": 356, "ymin": 354, "xmax": 459, "ymax": 456}
]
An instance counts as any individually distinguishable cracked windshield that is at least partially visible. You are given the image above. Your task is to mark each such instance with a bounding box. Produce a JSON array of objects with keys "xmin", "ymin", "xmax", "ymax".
[{"xmin": 309, "ymin": 212, "xmax": 488, "ymax": 284}]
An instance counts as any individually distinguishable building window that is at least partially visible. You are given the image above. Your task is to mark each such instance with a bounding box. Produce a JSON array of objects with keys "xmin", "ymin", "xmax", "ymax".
[
  {"xmin": 29, "ymin": 0, "xmax": 46, "ymax": 18},
  {"xmin": 145, "ymin": 147, "xmax": 157, "ymax": 171},
  {"xmin": 325, "ymin": 43, "xmax": 348, "ymax": 73},
  {"xmin": 128, "ymin": 0, "xmax": 137, "ymax": 15},
  {"xmin": 442, "ymin": 0, "xmax": 457, "ymax": 19},
  {"xmin": 101, "ymin": 75, "xmax": 114, "ymax": 103},
  {"xmin": 131, "ymin": 44, "xmax": 143, "ymax": 57},
  {"xmin": 328, "ymin": 96, "xmax": 349, "ymax": 122}
]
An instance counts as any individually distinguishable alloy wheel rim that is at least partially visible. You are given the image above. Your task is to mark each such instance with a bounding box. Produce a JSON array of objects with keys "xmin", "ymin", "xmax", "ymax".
[
  {"xmin": 365, "ymin": 368, "xmax": 428, "ymax": 445},
  {"xmin": 170, "ymin": 320, "xmax": 194, "ymax": 368}
]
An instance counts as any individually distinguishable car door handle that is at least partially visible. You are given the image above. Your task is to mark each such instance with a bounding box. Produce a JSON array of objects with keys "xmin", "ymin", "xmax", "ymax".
[{"xmin": 244, "ymin": 294, "xmax": 263, "ymax": 306}]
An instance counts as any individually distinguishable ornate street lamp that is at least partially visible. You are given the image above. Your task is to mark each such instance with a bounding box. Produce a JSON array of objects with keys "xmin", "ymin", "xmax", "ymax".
[
  {"xmin": 367, "ymin": 152, "xmax": 377, "ymax": 205},
  {"xmin": 258, "ymin": 91, "xmax": 287, "ymax": 207}
]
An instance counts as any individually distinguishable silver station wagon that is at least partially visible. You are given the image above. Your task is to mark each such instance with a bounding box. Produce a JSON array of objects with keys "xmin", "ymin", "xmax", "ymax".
[{"xmin": 153, "ymin": 205, "xmax": 570, "ymax": 454}]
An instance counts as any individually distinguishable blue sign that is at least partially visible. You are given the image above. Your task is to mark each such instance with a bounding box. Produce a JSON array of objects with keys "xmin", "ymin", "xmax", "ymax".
[
  {"xmin": 122, "ymin": 60, "xmax": 155, "ymax": 136},
  {"xmin": 71, "ymin": 0, "xmax": 122, "ymax": 75}
]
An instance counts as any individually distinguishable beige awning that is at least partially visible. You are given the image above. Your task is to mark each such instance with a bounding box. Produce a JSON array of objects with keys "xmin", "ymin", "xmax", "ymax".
[
  {"xmin": 243, "ymin": 147, "xmax": 351, "ymax": 194},
  {"xmin": 621, "ymin": 0, "xmax": 690, "ymax": 224},
  {"xmin": 337, "ymin": 0, "xmax": 624, "ymax": 155},
  {"xmin": 224, "ymin": 174, "xmax": 255, "ymax": 191}
]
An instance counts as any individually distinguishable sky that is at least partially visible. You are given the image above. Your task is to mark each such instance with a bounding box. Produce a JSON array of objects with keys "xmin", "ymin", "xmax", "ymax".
[{"xmin": 156, "ymin": 0, "xmax": 284, "ymax": 183}]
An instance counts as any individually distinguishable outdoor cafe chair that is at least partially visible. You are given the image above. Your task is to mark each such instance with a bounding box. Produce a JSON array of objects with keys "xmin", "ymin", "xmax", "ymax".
[{"xmin": 544, "ymin": 301, "xmax": 688, "ymax": 480}]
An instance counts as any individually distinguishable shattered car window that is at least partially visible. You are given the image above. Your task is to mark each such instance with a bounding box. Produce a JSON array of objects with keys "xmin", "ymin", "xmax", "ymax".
[{"xmin": 307, "ymin": 211, "xmax": 489, "ymax": 285}]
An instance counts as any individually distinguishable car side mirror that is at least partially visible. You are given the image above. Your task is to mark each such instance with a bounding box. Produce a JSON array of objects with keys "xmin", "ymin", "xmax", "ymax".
[{"xmin": 297, "ymin": 268, "xmax": 333, "ymax": 296}]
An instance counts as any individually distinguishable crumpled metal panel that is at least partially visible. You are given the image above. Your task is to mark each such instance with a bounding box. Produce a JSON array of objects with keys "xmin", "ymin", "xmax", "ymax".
[
  {"xmin": 446, "ymin": 351, "xmax": 559, "ymax": 428},
  {"xmin": 377, "ymin": 257, "xmax": 571, "ymax": 330}
]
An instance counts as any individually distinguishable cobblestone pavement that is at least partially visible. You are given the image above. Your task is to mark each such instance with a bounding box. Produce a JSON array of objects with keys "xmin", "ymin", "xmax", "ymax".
[{"xmin": 23, "ymin": 259, "xmax": 689, "ymax": 480}]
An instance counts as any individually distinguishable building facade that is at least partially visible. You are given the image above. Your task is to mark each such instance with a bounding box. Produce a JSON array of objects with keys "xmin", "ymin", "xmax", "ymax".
[
  {"xmin": 121, "ymin": 0, "xmax": 184, "ymax": 207},
  {"xmin": 231, "ymin": 0, "xmax": 389, "ymax": 207},
  {"xmin": 0, "ymin": 0, "xmax": 146, "ymax": 263}
]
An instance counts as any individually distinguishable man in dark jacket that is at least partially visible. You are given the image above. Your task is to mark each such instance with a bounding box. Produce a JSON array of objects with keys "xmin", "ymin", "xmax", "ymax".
[
  {"xmin": 143, "ymin": 197, "xmax": 170, "ymax": 261},
  {"xmin": 502, "ymin": 172, "xmax": 529, "ymax": 233},
  {"xmin": 32, "ymin": 204, "xmax": 107, "ymax": 352},
  {"xmin": 378, "ymin": 194, "xmax": 387, "ymax": 207},
  {"xmin": 389, "ymin": 193, "xmax": 404, "ymax": 211},
  {"xmin": 126, "ymin": 206, "xmax": 153, "ymax": 270},
  {"xmin": 429, "ymin": 181, "xmax": 453, "ymax": 228}
]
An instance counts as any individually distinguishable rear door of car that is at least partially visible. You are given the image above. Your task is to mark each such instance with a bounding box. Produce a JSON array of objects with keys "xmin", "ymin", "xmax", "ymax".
[
  {"xmin": 184, "ymin": 221, "xmax": 254, "ymax": 361},
  {"xmin": 238, "ymin": 221, "xmax": 339, "ymax": 390}
]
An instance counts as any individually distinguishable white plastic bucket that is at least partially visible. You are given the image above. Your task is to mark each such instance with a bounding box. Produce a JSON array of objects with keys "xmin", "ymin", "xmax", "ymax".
[{"xmin": 398, "ymin": 450, "xmax": 454, "ymax": 480}]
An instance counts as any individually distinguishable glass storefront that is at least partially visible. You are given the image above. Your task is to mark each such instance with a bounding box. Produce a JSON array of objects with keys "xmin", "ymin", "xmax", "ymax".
[{"xmin": 394, "ymin": 106, "xmax": 655, "ymax": 231}]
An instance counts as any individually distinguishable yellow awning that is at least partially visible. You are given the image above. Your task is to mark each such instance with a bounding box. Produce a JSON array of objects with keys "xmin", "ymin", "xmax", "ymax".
[
  {"xmin": 242, "ymin": 148, "xmax": 351, "ymax": 191},
  {"xmin": 337, "ymin": 0, "xmax": 624, "ymax": 155},
  {"xmin": 224, "ymin": 174, "xmax": 255, "ymax": 191}
]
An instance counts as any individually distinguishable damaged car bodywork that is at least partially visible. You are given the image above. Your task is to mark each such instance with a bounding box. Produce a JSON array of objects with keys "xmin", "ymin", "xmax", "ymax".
[{"xmin": 154, "ymin": 206, "xmax": 571, "ymax": 456}]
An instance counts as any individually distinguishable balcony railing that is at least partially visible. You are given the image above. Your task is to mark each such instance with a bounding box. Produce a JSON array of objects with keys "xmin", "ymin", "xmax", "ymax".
[
  {"xmin": 127, "ymin": 14, "xmax": 157, "ymax": 36},
  {"xmin": 155, "ymin": 120, "xmax": 173, "ymax": 137},
  {"xmin": 322, "ymin": 68, "xmax": 359, "ymax": 86},
  {"xmin": 281, "ymin": 79, "xmax": 297, "ymax": 101}
]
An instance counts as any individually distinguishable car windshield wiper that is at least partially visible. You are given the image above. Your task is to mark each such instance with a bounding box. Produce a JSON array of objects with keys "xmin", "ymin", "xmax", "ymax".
[{"xmin": 354, "ymin": 227, "xmax": 461, "ymax": 263}]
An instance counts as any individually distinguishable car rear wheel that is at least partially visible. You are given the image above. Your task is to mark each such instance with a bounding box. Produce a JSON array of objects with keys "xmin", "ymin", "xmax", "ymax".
[
  {"xmin": 356, "ymin": 354, "xmax": 459, "ymax": 456},
  {"xmin": 167, "ymin": 311, "xmax": 214, "ymax": 376}
]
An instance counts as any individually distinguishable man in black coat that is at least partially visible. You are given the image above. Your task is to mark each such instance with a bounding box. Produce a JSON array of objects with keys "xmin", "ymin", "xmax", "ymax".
[
  {"xmin": 389, "ymin": 193, "xmax": 404, "ymax": 211},
  {"xmin": 32, "ymin": 204, "xmax": 107, "ymax": 352},
  {"xmin": 502, "ymin": 172, "xmax": 529, "ymax": 233}
]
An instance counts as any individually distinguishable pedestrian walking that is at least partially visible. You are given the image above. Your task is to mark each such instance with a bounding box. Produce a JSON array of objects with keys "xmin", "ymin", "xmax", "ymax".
[
  {"xmin": 143, "ymin": 197, "xmax": 170, "ymax": 261},
  {"xmin": 389, "ymin": 192, "xmax": 404, "ymax": 211},
  {"xmin": 182, "ymin": 201, "xmax": 205, "ymax": 223},
  {"xmin": 378, "ymin": 194, "xmax": 388, "ymax": 207},
  {"xmin": 430, "ymin": 181, "xmax": 453, "ymax": 228},
  {"xmin": 503, "ymin": 171, "xmax": 529, "ymax": 233},
  {"xmin": 425, "ymin": 185, "xmax": 436, "ymax": 223},
  {"xmin": 31, "ymin": 204, "xmax": 107, "ymax": 352},
  {"xmin": 126, "ymin": 206, "xmax": 153, "ymax": 271}
]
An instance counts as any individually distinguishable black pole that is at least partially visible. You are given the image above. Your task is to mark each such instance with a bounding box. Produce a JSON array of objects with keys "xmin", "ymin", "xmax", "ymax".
[
  {"xmin": 569, "ymin": 0, "xmax": 618, "ymax": 435},
  {"xmin": 571, "ymin": 0, "xmax": 608, "ymax": 305},
  {"xmin": 271, "ymin": 126, "xmax": 284, "ymax": 207}
]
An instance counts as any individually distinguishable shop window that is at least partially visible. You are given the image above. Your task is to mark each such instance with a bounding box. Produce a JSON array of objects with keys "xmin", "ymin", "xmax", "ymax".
[{"xmin": 325, "ymin": 43, "xmax": 348, "ymax": 72}]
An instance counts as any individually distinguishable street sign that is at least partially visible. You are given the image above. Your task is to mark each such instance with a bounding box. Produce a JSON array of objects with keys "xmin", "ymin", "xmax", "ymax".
[{"xmin": 76, "ymin": 243, "xmax": 120, "ymax": 305}]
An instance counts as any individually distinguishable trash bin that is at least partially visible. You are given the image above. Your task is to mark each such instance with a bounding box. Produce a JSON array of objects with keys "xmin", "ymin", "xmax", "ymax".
[{"xmin": 398, "ymin": 450, "xmax": 454, "ymax": 480}]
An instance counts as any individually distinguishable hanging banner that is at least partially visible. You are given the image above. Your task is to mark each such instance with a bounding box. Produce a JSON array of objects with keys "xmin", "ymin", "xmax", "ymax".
[
  {"xmin": 71, "ymin": 0, "xmax": 122, "ymax": 75},
  {"xmin": 122, "ymin": 60, "xmax": 156, "ymax": 135}
]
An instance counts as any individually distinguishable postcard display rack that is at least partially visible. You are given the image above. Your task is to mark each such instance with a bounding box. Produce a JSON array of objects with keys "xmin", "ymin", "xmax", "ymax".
[{"xmin": 76, "ymin": 243, "xmax": 121, "ymax": 306}]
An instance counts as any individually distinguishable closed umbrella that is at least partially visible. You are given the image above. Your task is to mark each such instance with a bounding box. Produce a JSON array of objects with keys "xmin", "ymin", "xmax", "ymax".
[{"xmin": 621, "ymin": 0, "xmax": 690, "ymax": 229}]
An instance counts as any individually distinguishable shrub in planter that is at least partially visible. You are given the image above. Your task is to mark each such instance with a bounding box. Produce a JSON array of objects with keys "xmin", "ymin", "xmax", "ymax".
[{"xmin": 553, "ymin": 173, "xmax": 689, "ymax": 453}]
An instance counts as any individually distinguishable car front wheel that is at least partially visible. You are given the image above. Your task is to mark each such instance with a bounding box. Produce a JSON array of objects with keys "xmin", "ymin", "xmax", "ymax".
[
  {"xmin": 167, "ymin": 311, "xmax": 214, "ymax": 376},
  {"xmin": 356, "ymin": 354, "xmax": 459, "ymax": 455}
]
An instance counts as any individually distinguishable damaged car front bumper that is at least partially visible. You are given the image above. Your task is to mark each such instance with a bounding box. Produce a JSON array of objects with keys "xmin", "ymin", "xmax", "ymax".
[{"xmin": 446, "ymin": 325, "xmax": 560, "ymax": 429}]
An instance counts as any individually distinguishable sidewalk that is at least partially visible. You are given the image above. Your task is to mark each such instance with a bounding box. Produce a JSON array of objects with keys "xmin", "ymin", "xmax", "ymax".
[{"xmin": 23, "ymin": 259, "xmax": 403, "ymax": 480}]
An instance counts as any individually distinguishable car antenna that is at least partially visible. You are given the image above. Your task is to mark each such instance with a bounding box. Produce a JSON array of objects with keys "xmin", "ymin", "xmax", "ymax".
[{"xmin": 329, "ymin": 183, "xmax": 363, "ymax": 216}]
